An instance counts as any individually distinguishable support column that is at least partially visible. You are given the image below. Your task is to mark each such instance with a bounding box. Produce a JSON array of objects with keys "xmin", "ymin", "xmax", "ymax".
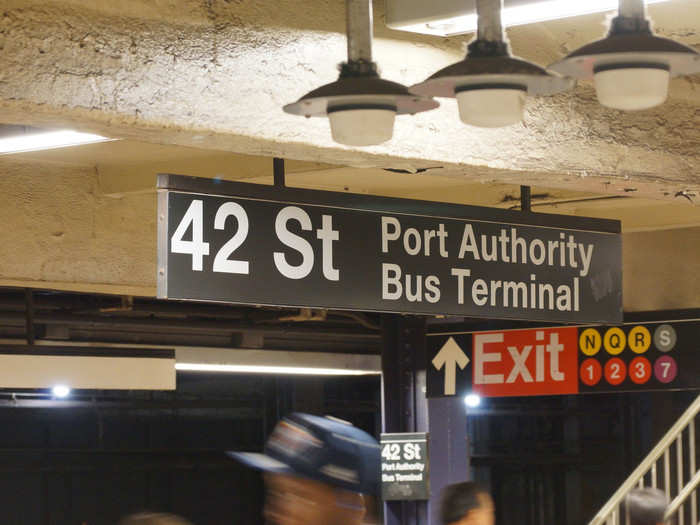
[
  {"xmin": 428, "ymin": 397, "xmax": 469, "ymax": 525},
  {"xmin": 563, "ymin": 397, "xmax": 582, "ymax": 525},
  {"xmin": 381, "ymin": 316, "xmax": 470, "ymax": 525},
  {"xmin": 381, "ymin": 315, "xmax": 429, "ymax": 525}
]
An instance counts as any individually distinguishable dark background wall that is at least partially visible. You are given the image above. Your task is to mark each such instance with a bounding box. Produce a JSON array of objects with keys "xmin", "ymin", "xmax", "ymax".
[
  {"xmin": 0, "ymin": 289, "xmax": 695, "ymax": 525},
  {"xmin": 0, "ymin": 374, "xmax": 381, "ymax": 525},
  {"xmin": 469, "ymin": 391, "xmax": 695, "ymax": 525},
  {"xmin": 0, "ymin": 379, "xmax": 692, "ymax": 525}
]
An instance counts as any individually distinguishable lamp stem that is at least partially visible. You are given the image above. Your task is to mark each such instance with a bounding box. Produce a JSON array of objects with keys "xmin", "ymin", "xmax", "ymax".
[
  {"xmin": 618, "ymin": 0, "xmax": 646, "ymax": 19},
  {"xmin": 347, "ymin": 0, "xmax": 373, "ymax": 63},
  {"xmin": 476, "ymin": 0, "xmax": 505, "ymax": 42}
]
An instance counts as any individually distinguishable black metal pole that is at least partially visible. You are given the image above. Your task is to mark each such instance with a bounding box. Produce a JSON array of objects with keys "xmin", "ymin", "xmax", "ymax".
[
  {"xmin": 521, "ymin": 185, "xmax": 532, "ymax": 212},
  {"xmin": 381, "ymin": 315, "xmax": 429, "ymax": 525},
  {"xmin": 273, "ymin": 158, "xmax": 286, "ymax": 188},
  {"xmin": 25, "ymin": 288, "xmax": 35, "ymax": 346}
]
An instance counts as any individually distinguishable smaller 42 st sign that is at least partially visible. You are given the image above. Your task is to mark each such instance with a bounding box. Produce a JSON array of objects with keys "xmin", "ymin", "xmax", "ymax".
[
  {"xmin": 157, "ymin": 174, "xmax": 621, "ymax": 323},
  {"xmin": 381, "ymin": 433, "xmax": 429, "ymax": 501},
  {"xmin": 427, "ymin": 322, "xmax": 699, "ymax": 398}
]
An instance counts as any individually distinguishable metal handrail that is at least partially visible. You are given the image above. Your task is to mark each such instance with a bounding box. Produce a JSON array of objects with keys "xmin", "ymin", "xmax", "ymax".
[
  {"xmin": 666, "ymin": 469, "xmax": 700, "ymax": 520},
  {"xmin": 589, "ymin": 394, "xmax": 700, "ymax": 525}
]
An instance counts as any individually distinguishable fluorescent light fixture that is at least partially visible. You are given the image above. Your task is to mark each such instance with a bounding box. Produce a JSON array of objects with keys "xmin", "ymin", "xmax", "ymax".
[
  {"xmin": 175, "ymin": 348, "xmax": 381, "ymax": 376},
  {"xmin": 0, "ymin": 347, "xmax": 175, "ymax": 390},
  {"xmin": 464, "ymin": 393, "xmax": 482, "ymax": 407},
  {"xmin": 387, "ymin": 0, "xmax": 670, "ymax": 37},
  {"xmin": 0, "ymin": 130, "xmax": 114, "ymax": 155},
  {"xmin": 52, "ymin": 384, "xmax": 71, "ymax": 398},
  {"xmin": 0, "ymin": 341, "xmax": 380, "ymax": 381},
  {"xmin": 175, "ymin": 363, "xmax": 380, "ymax": 376}
]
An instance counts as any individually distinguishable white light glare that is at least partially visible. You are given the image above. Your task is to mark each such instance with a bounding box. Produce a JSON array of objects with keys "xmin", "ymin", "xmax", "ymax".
[
  {"xmin": 175, "ymin": 363, "xmax": 381, "ymax": 376},
  {"xmin": 464, "ymin": 393, "xmax": 481, "ymax": 408},
  {"xmin": 400, "ymin": 0, "xmax": 670, "ymax": 36},
  {"xmin": 0, "ymin": 130, "xmax": 114, "ymax": 155},
  {"xmin": 52, "ymin": 385, "xmax": 71, "ymax": 398}
]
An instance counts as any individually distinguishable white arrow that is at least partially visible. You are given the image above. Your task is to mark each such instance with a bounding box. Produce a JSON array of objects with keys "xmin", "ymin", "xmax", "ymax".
[{"xmin": 432, "ymin": 337, "xmax": 470, "ymax": 396}]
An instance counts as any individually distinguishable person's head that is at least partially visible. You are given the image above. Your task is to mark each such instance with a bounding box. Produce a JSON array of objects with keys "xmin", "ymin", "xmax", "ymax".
[
  {"xmin": 440, "ymin": 482, "xmax": 494, "ymax": 525},
  {"xmin": 228, "ymin": 413, "xmax": 380, "ymax": 525},
  {"xmin": 118, "ymin": 513, "xmax": 193, "ymax": 525},
  {"xmin": 626, "ymin": 488, "xmax": 668, "ymax": 525}
]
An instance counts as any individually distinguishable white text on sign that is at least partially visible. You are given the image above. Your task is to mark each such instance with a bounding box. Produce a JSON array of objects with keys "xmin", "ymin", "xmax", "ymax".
[
  {"xmin": 171, "ymin": 200, "xmax": 341, "ymax": 281},
  {"xmin": 470, "ymin": 328, "xmax": 579, "ymax": 397}
]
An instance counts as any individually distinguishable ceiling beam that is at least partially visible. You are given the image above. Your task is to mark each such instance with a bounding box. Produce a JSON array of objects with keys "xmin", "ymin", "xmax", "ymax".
[{"xmin": 0, "ymin": 1, "xmax": 698, "ymax": 200}]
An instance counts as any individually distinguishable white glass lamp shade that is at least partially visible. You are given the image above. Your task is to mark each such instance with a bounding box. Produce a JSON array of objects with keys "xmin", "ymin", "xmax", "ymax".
[
  {"xmin": 327, "ymin": 106, "xmax": 397, "ymax": 146},
  {"xmin": 455, "ymin": 86, "xmax": 526, "ymax": 128},
  {"xmin": 593, "ymin": 65, "xmax": 670, "ymax": 111}
]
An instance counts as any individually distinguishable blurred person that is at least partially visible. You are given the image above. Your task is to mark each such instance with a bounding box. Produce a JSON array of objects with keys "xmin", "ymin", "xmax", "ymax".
[
  {"xmin": 229, "ymin": 413, "xmax": 380, "ymax": 525},
  {"xmin": 440, "ymin": 481, "xmax": 494, "ymax": 525},
  {"xmin": 626, "ymin": 488, "xmax": 669, "ymax": 525},
  {"xmin": 118, "ymin": 513, "xmax": 193, "ymax": 525}
]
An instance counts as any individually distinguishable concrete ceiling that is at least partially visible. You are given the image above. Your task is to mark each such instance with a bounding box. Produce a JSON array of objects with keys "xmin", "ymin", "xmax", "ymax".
[
  {"xmin": 4, "ymin": 137, "xmax": 700, "ymax": 233},
  {"xmin": 1, "ymin": 0, "xmax": 700, "ymax": 307},
  {"xmin": 0, "ymin": 0, "xmax": 698, "ymax": 202}
]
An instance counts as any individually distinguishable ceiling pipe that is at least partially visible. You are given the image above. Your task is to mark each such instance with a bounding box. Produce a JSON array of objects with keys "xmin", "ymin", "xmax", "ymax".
[
  {"xmin": 476, "ymin": 0, "xmax": 504, "ymax": 44},
  {"xmin": 618, "ymin": 0, "xmax": 646, "ymax": 21},
  {"xmin": 347, "ymin": 0, "xmax": 373, "ymax": 65},
  {"xmin": 612, "ymin": 0, "xmax": 651, "ymax": 34}
]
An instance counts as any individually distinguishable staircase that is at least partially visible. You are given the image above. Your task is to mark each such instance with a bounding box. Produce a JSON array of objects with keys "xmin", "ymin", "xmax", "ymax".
[{"xmin": 589, "ymin": 394, "xmax": 700, "ymax": 525}]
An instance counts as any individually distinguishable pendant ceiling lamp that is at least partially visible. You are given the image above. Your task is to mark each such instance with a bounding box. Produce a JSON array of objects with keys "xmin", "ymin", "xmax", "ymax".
[
  {"xmin": 410, "ymin": 0, "xmax": 572, "ymax": 128},
  {"xmin": 549, "ymin": 0, "xmax": 700, "ymax": 111},
  {"xmin": 283, "ymin": 0, "xmax": 438, "ymax": 147}
]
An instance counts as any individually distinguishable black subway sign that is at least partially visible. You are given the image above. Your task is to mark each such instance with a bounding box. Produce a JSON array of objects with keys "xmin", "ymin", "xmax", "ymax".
[
  {"xmin": 157, "ymin": 175, "xmax": 622, "ymax": 323},
  {"xmin": 381, "ymin": 432, "xmax": 429, "ymax": 501},
  {"xmin": 427, "ymin": 322, "xmax": 700, "ymax": 399},
  {"xmin": 577, "ymin": 323, "xmax": 686, "ymax": 392}
]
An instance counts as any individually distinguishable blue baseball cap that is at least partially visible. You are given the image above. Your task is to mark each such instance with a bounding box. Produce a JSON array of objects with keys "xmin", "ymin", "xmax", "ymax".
[{"xmin": 227, "ymin": 413, "xmax": 380, "ymax": 495}]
